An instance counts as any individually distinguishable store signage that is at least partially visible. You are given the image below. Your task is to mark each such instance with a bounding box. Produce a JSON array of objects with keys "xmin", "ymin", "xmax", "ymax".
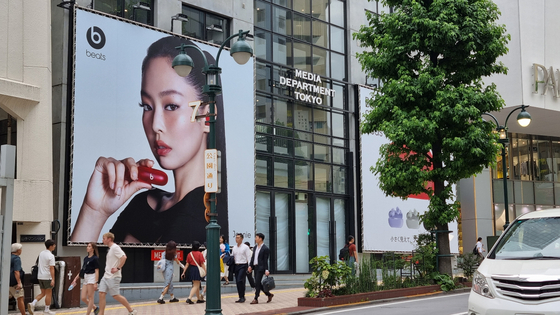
[
  {"xmin": 533, "ymin": 63, "xmax": 560, "ymax": 98},
  {"xmin": 20, "ymin": 234, "xmax": 46, "ymax": 243},
  {"xmin": 151, "ymin": 250, "xmax": 183, "ymax": 261},
  {"xmin": 279, "ymin": 69, "xmax": 336, "ymax": 105}
]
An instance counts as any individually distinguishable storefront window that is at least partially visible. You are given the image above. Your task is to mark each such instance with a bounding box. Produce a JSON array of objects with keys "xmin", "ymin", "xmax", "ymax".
[
  {"xmin": 315, "ymin": 163, "xmax": 332, "ymax": 192},
  {"xmin": 294, "ymin": 0, "xmax": 311, "ymax": 14},
  {"xmin": 312, "ymin": 0, "xmax": 330, "ymax": 21},
  {"xmin": 293, "ymin": 14, "xmax": 312, "ymax": 42},
  {"xmin": 313, "ymin": 20, "xmax": 329, "ymax": 47},
  {"xmin": 255, "ymin": 29, "xmax": 272, "ymax": 60},
  {"xmin": 312, "ymin": 46, "xmax": 329, "ymax": 77},
  {"xmin": 295, "ymin": 161, "xmax": 313, "ymax": 190},
  {"xmin": 274, "ymin": 158, "xmax": 292, "ymax": 188}
]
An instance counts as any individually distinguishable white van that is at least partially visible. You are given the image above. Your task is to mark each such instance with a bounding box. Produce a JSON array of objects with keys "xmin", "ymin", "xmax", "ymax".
[{"xmin": 468, "ymin": 209, "xmax": 560, "ymax": 315}]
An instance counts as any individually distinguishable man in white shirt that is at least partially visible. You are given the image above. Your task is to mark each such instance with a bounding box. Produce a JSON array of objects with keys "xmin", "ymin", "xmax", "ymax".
[
  {"xmin": 98, "ymin": 232, "xmax": 137, "ymax": 315},
  {"xmin": 231, "ymin": 233, "xmax": 252, "ymax": 303},
  {"xmin": 476, "ymin": 237, "xmax": 486, "ymax": 263},
  {"xmin": 28, "ymin": 239, "xmax": 56, "ymax": 315}
]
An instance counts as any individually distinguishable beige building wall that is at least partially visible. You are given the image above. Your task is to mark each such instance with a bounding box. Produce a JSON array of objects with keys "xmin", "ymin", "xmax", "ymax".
[{"xmin": 0, "ymin": 0, "xmax": 53, "ymax": 272}]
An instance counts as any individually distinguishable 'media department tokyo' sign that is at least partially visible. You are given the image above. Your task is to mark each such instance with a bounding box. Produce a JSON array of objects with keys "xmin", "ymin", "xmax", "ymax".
[{"xmin": 279, "ymin": 69, "xmax": 336, "ymax": 105}]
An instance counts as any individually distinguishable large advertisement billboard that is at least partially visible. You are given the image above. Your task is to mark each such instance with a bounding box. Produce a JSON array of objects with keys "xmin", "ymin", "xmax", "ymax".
[
  {"xmin": 69, "ymin": 8, "xmax": 254, "ymax": 246},
  {"xmin": 359, "ymin": 86, "xmax": 459, "ymax": 253}
]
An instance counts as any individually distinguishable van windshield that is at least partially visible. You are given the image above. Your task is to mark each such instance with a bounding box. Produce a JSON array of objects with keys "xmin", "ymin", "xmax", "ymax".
[{"xmin": 491, "ymin": 217, "xmax": 560, "ymax": 260}]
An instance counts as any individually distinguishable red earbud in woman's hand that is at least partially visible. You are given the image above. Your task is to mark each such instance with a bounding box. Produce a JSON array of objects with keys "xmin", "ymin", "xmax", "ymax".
[{"xmin": 137, "ymin": 166, "xmax": 168, "ymax": 186}]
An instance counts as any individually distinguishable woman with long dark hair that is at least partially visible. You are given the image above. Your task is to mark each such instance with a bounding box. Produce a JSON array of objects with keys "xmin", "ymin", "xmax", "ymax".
[
  {"xmin": 70, "ymin": 36, "xmax": 228, "ymax": 245},
  {"xmin": 157, "ymin": 240, "xmax": 184, "ymax": 304}
]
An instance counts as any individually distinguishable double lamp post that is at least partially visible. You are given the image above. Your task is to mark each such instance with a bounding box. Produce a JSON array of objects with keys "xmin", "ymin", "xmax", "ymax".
[
  {"xmin": 171, "ymin": 30, "xmax": 253, "ymax": 315},
  {"xmin": 483, "ymin": 105, "xmax": 532, "ymax": 231}
]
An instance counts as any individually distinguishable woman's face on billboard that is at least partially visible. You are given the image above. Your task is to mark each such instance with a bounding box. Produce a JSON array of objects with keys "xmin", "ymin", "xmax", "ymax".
[{"xmin": 140, "ymin": 57, "xmax": 206, "ymax": 170}]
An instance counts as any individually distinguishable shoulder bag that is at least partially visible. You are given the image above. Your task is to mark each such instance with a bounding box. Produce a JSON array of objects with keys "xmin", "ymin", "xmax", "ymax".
[
  {"xmin": 30, "ymin": 256, "xmax": 39, "ymax": 284},
  {"xmin": 190, "ymin": 252, "xmax": 206, "ymax": 278}
]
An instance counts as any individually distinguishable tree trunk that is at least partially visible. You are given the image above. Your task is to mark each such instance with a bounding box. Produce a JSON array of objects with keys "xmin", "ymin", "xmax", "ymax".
[{"xmin": 436, "ymin": 222, "xmax": 453, "ymax": 276}]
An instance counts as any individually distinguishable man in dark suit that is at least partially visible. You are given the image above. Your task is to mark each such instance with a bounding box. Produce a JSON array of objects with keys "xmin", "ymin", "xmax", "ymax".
[{"xmin": 248, "ymin": 233, "xmax": 274, "ymax": 304}]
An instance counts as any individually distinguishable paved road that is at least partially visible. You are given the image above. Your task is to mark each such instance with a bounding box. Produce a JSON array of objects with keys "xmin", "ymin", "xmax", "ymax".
[{"xmin": 304, "ymin": 292, "xmax": 469, "ymax": 315}]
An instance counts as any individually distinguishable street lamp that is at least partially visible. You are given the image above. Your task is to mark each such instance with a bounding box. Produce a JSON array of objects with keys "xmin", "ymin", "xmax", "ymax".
[
  {"xmin": 172, "ymin": 30, "xmax": 252, "ymax": 315},
  {"xmin": 483, "ymin": 105, "xmax": 532, "ymax": 231}
]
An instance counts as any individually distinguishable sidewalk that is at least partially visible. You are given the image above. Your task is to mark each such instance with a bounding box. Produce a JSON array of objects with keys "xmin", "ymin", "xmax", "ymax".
[{"xmin": 47, "ymin": 288, "xmax": 313, "ymax": 315}]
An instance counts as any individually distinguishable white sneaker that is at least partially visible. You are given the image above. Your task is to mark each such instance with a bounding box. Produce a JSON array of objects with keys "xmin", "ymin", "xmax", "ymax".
[
  {"xmin": 44, "ymin": 310, "xmax": 56, "ymax": 315},
  {"xmin": 27, "ymin": 303, "xmax": 34, "ymax": 315},
  {"xmin": 128, "ymin": 309, "xmax": 137, "ymax": 315}
]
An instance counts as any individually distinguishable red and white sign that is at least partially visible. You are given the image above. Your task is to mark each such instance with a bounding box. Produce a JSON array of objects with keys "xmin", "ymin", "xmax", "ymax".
[{"xmin": 151, "ymin": 250, "xmax": 183, "ymax": 261}]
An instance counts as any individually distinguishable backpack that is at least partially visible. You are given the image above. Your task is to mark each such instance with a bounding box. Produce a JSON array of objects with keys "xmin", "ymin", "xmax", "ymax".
[
  {"xmin": 339, "ymin": 245, "xmax": 349, "ymax": 261},
  {"xmin": 472, "ymin": 244, "xmax": 478, "ymax": 255}
]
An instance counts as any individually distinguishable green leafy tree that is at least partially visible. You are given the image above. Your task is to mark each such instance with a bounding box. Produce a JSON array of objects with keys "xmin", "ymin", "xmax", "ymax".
[{"xmin": 353, "ymin": 0, "xmax": 509, "ymax": 275}]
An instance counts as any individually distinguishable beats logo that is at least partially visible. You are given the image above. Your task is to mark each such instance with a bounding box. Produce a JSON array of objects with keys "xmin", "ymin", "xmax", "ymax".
[{"xmin": 86, "ymin": 26, "xmax": 106, "ymax": 49}]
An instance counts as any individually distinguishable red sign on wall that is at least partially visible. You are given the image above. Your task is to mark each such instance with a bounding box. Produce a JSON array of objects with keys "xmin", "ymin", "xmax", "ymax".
[{"xmin": 151, "ymin": 250, "xmax": 183, "ymax": 261}]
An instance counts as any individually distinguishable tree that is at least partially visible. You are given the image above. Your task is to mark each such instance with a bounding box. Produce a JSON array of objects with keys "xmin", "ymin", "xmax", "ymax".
[{"xmin": 353, "ymin": 0, "xmax": 509, "ymax": 275}]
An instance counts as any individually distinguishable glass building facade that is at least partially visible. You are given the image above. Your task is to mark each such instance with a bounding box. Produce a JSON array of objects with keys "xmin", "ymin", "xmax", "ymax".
[
  {"xmin": 492, "ymin": 134, "xmax": 560, "ymax": 234},
  {"xmin": 254, "ymin": 0, "xmax": 350, "ymax": 273}
]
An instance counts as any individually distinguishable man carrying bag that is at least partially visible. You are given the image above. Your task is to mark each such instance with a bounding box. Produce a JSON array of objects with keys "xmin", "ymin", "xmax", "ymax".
[{"xmin": 248, "ymin": 233, "xmax": 274, "ymax": 304}]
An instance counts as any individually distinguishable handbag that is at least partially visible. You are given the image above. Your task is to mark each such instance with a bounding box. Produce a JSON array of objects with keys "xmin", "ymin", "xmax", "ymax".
[
  {"xmin": 224, "ymin": 253, "xmax": 235, "ymax": 267},
  {"xmin": 30, "ymin": 256, "xmax": 39, "ymax": 284},
  {"xmin": 190, "ymin": 252, "xmax": 206, "ymax": 278},
  {"xmin": 156, "ymin": 259, "xmax": 166, "ymax": 273},
  {"xmin": 262, "ymin": 276, "xmax": 275, "ymax": 294}
]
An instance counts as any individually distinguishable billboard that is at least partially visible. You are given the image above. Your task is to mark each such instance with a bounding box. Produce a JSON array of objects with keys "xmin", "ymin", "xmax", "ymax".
[
  {"xmin": 69, "ymin": 8, "xmax": 254, "ymax": 246},
  {"xmin": 359, "ymin": 86, "xmax": 459, "ymax": 253}
]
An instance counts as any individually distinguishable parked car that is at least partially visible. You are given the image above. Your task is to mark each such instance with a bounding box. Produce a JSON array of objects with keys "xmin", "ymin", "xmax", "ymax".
[{"xmin": 468, "ymin": 209, "xmax": 560, "ymax": 315}]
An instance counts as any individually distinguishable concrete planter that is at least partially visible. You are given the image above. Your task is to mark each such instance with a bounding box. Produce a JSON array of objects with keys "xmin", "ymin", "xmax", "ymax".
[{"xmin": 298, "ymin": 284, "xmax": 442, "ymax": 307}]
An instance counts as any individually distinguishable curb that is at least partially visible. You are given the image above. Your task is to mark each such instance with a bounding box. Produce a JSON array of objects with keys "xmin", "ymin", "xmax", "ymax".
[{"xmin": 286, "ymin": 286, "xmax": 472, "ymax": 315}]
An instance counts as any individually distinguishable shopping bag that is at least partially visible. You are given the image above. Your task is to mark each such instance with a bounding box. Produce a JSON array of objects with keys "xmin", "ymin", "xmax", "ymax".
[
  {"xmin": 156, "ymin": 259, "xmax": 166, "ymax": 273},
  {"xmin": 262, "ymin": 276, "xmax": 275, "ymax": 294}
]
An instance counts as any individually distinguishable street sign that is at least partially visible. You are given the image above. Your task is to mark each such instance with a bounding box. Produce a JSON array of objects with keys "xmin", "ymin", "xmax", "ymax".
[{"xmin": 204, "ymin": 149, "xmax": 221, "ymax": 193}]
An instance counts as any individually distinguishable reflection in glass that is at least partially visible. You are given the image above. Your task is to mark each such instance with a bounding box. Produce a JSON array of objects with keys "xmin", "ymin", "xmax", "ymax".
[
  {"xmin": 256, "ymin": 62, "xmax": 271, "ymax": 92},
  {"xmin": 492, "ymin": 179, "xmax": 513, "ymax": 204},
  {"xmin": 293, "ymin": 14, "xmax": 312, "ymax": 42},
  {"xmin": 256, "ymin": 191, "xmax": 271, "ymax": 237},
  {"xmin": 314, "ymin": 144, "xmax": 330, "ymax": 162},
  {"xmin": 334, "ymin": 199, "xmax": 346, "ymax": 258},
  {"xmin": 314, "ymin": 108, "xmax": 331, "ymax": 135},
  {"xmin": 275, "ymin": 193, "xmax": 290, "ymax": 270},
  {"xmin": 534, "ymin": 139, "xmax": 552, "ymax": 181},
  {"xmin": 256, "ymin": 134, "xmax": 271, "ymax": 153},
  {"xmin": 330, "ymin": 25, "xmax": 345, "ymax": 53},
  {"xmin": 294, "ymin": 0, "xmax": 311, "ymax": 14},
  {"xmin": 256, "ymin": 156, "xmax": 271, "ymax": 186},
  {"xmin": 332, "ymin": 83, "xmax": 345, "ymax": 109},
  {"xmin": 255, "ymin": 1, "xmax": 271, "ymax": 30},
  {"xmin": 312, "ymin": 46, "xmax": 329, "ymax": 77},
  {"xmin": 333, "ymin": 147, "xmax": 345, "ymax": 164},
  {"xmin": 293, "ymin": 42, "xmax": 312, "ymax": 72},
  {"xmin": 313, "ymin": 20, "xmax": 329, "ymax": 47},
  {"xmin": 273, "ymin": 6, "xmax": 291, "ymax": 35},
  {"xmin": 494, "ymin": 203, "xmax": 514, "ymax": 235},
  {"xmin": 332, "ymin": 112, "xmax": 345, "ymax": 138},
  {"xmin": 273, "ymin": 35, "xmax": 291, "ymax": 66},
  {"xmin": 256, "ymin": 94, "xmax": 272, "ymax": 124},
  {"xmin": 274, "ymin": 138, "xmax": 292, "ymax": 156},
  {"xmin": 513, "ymin": 180, "xmax": 534, "ymax": 204},
  {"xmin": 331, "ymin": 52, "xmax": 345, "ymax": 80},
  {"xmin": 333, "ymin": 166, "xmax": 346, "ymax": 194},
  {"xmin": 535, "ymin": 182, "xmax": 553, "ymax": 205},
  {"xmin": 295, "ymin": 161, "xmax": 313, "ymax": 190},
  {"xmin": 316, "ymin": 197, "xmax": 330, "ymax": 257},
  {"xmin": 255, "ymin": 29, "xmax": 271, "ymax": 60},
  {"xmin": 274, "ymin": 98, "xmax": 293, "ymax": 127},
  {"xmin": 274, "ymin": 158, "xmax": 292, "ymax": 188},
  {"xmin": 294, "ymin": 104, "xmax": 313, "ymax": 132},
  {"xmin": 315, "ymin": 163, "xmax": 332, "ymax": 192},
  {"xmin": 295, "ymin": 195, "xmax": 309, "ymax": 272},
  {"xmin": 312, "ymin": 0, "xmax": 329, "ymax": 21},
  {"xmin": 294, "ymin": 141, "xmax": 312, "ymax": 159},
  {"xmin": 330, "ymin": 0, "xmax": 345, "ymax": 27},
  {"xmin": 314, "ymin": 134, "xmax": 330, "ymax": 145}
]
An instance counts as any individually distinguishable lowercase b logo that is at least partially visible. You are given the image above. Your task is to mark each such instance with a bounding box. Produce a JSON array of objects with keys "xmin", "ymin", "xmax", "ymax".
[{"xmin": 86, "ymin": 26, "xmax": 106, "ymax": 50}]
